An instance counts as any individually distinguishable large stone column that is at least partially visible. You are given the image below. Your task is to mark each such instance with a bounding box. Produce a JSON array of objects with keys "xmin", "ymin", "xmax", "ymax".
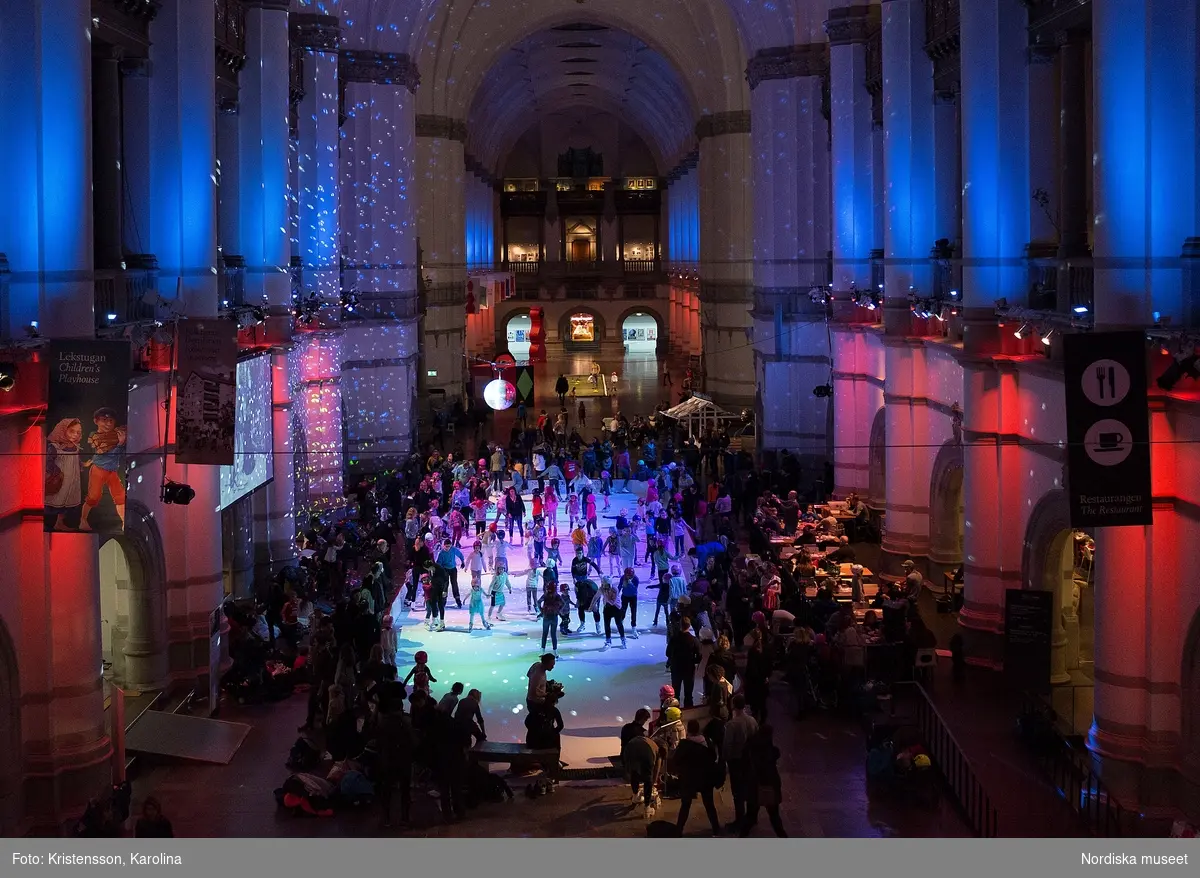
[
  {"xmin": 0, "ymin": 3, "xmax": 107, "ymax": 828},
  {"xmin": 827, "ymin": 6, "xmax": 879, "ymax": 294},
  {"xmin": 291, "ymin": 12, "xmax": 345, "ymax": 509},
  {"xmin": 1093, "ymin": 0, "xmax": 1196, "ymax": 327},
  {"xmin": 958, "ymin": 0, "xmax": 1030, "ymax": 325},
  {"xmin": 1087, "ymin": 0, "xmax": 1198, "ymax": 809},
  {"xmin": 240, "ymin": 0, "xmax": 293, "ymax": 315},
  {"xmin": 149, "ymin": 0, "xmax": 225, "ymax": 686},
  {"xmin": 696, "ymin": 113, "xmax": 755, "ymax": 407},
  {"xmin": 0, "ymin": 0, "xmax": 95, "ymax": 336},
  {"xmin": 879, "ymin": 0, "xmax": 936, "ymax": 326},
  {"xmin": 340, "ymin": 51, "xmax": 421, "ymax": 473},
  {"xmin": 417, "ymin": 116, "xmax": 468, "ymax": 401},
  {"xmin": 148, "ymin": 0, "xmax": 219, "ymax": 318},
  {"xmin": 748, "ymin": 45, "xmax": 834, "ymax": 463}
]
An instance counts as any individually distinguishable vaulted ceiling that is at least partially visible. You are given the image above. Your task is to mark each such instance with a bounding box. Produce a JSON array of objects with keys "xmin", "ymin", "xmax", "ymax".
[
  {"xmin": 332, "ymin": 0, "xmax": 837, "ymax": 172},
  {"xmin": 466, "ymin": 25, "xmax": 694, "ymax": 173}
]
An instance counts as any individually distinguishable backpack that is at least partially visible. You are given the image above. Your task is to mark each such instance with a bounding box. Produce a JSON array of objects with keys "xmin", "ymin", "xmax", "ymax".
[{"xmin": 708, "ymin": 681, "xmax": 732, "ymax": 722}]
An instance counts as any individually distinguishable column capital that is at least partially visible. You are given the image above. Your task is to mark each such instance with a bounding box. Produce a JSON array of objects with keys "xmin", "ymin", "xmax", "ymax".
[
  {"xmin": 416, "ymin": 114, "xmax": 468, "ymax": 142},
  {"xmin": 695, "ymin": 111, "xmax": 751, "ymax": 140},
  {"xmin": 824, "ymin": 5, "xmax": 880, "ymax": 47},
  {"xmin": 745, "ymin": 43, "xmax": 829, "ymax": 89},
  {"xmin": 340, "ymin": 50, "xmax": 420, "ymax": 91},
  {"xmin": 290, "ymin": 13, "xmax": 340, "ymax": 51}
]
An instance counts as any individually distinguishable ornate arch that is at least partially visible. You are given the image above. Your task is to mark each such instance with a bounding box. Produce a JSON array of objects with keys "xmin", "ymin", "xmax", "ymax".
[
  {"xmin": 99, "ymin": 499, "xmax": 168, "ymax": 689},
  {"xmin": 0, "ymin": 616, "xmax": 20, "ymax": 836},
  {"xmin": 616, "ymin": 304, "xmax": 666, "ymax": 334},
  {"xmin": 558, "ymin": 307, "xmax": 606, "ymax": 347},
  {"xmin": 1020, "ymin": 488, "xmax": 1072, "ymax": 592},
  {"xmin": 928, "ymin": 440, "xmax": 965, "ymax": 564},
  {"xmin": 867, "ymin": 407, "xmax": 886, "ymax": 509}
]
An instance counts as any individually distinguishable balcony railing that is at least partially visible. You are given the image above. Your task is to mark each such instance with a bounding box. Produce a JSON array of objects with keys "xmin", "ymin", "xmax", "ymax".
[
  {"xmin": 509, "ymin": 260, "xmax": 540, "ymax": 275},
  {"xmin": 564, "ymin": 260, "xmax": 599, "ymax": 275},
  {"xmin": 94, "ymin": 268, "xmax": 160, "ymax": 329},
  {"xmin": 1026, "ymin": 249, "xmax": 1094, "ymax": 314},
  {"xmin": 623, "ymin": 258, "xmax": 659, "ymax": 273},
  {"xmin": 220, "ymin": 254, "xmax": 246, "ymax": 307}
]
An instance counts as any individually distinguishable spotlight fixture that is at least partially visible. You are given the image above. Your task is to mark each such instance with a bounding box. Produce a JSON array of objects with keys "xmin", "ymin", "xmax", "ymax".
[
  {"xmin": 0, "ymin": 363, "xmax": 16, "ymax": 392},
  {"xmin": 1040, "ymin": 328, "xmax": 1055, "ymax": 346},
  {"xmin": 160, "ymin": 480, "xmax": 196, "ymax": 506},
  {"xmin": 813, "ymin": 383, "xmax": 833, "ymax": 398},
  {"xmin": 1072, "ymin": 305, "xmax": 1090, "ymax": 315},
  {"xmin": 1014, "ymin": 322, "xmax": 1029, "ymax": 340}
]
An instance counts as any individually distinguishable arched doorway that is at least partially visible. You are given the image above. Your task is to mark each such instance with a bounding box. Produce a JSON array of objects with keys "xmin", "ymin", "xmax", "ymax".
[
  {"xmin": 621, "ymin": 311, "xmax": 660, "ymax": 355},
  {"xmin": 505, "ymin": 311, "xmax": 532, "ymax": 361},
  {"xmin": 98, "ymin": 499, "xmax": 168, "ymax": 690},
  {"xmin": 1022, "ymin": 488, "xmax": 1095, "ymax": 733},
  {"xmin": 928, "ymin": 441, "xmax": 965, "ymax": 567},
  {"xmin": 560, "ymin": 309, "xmax": 604, "ymax": 353},
  {"xmin": 0, "ymin": 617, "xmax": 20, "ymax": 836},
  {"xmin": 867, "ymin": 407, "xmax": 886, "ymax": 509}
]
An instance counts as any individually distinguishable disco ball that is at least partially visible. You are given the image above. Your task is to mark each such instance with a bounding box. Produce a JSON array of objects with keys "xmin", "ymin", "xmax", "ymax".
[{"xmin": 484, "ymin": 378, "xmax": 517, "ymax": 411}]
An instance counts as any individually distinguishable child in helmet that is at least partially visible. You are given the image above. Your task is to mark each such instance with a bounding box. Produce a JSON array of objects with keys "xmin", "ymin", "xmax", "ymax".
[{"xmin": 404, "ymin": 650, "xmax": 436, "ymax": 695}]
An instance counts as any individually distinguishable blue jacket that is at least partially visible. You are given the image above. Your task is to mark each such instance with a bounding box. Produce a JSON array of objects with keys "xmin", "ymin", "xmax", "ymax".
[{"xmin": 435, "ymin": 547, "xmax": 464, "ymax": 569}]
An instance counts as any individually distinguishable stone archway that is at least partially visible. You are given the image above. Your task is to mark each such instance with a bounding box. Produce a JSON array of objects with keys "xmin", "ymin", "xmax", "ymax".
[
  {"xmin": 99, "ymin": 498, "xmax": 168, "ymax": 691},
  {"xmin": 867, "ymin": 407, "xmax": 886, "ymax": 509},
  {"xmin": 0, "ymin": 616, "xmax": 20, "ymax": 836},
  {"xmin": 928, "ymin": 440, "xmax": 965, "ymax": 566},
  {"xmin": 1021, "ymin": 488, "xmax": 1077, "ymax": 687}
]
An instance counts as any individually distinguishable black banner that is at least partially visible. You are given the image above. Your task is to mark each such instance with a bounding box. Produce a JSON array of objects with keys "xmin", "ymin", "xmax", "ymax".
[
  {"xmin": 1063, "ymin": 331, "xmax": 1152, "ymax": 527},
  {"xmin": 1004, "ymin": 589, "xmax": 1053, "ymax": 693}
]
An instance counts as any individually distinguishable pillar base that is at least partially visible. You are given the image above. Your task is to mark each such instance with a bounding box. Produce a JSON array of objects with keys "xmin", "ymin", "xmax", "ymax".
[{"xmin": 958, "ymin": 609, "xmax": 1005, "ymax": 669}]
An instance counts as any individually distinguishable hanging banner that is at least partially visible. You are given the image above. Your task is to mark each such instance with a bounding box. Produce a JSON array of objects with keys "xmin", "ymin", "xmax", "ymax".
[
  {"xmin": 514, "ymin": 365, "xmax": 536, "ymax": 406},
  {"xmin": 45, "ymin": 339, "xmax": 131, "ymax": 534},
  {"xmin": 175, "ymin": 319, "xmax": 237, "ymax": 465},
  {"xmin": 1063, "ymin": 331, "xmax": 1152, "ymax": 528}
]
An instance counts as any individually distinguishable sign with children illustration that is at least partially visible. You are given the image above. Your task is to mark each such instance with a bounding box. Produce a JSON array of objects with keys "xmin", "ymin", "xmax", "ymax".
[{"xmin": 44, "ymin": 340, "xmax": 131, "ymax": 534}]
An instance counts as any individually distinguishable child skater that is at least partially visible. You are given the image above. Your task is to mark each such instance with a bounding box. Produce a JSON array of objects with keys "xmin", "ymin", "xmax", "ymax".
[
  {"xmin": 467, "ymin": 578, "xmax": 491, "ymax": 632},
  {"xmin": 404, "ymin": 650, "xmax": 436, "ymax": 696},
  {"xmin": 488, "ymin": 568, "xmax": 511, "ymax": 622}
]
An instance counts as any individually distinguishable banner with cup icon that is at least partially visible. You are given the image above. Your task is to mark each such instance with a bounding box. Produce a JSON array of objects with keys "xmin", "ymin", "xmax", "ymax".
[{"xmin": 1063, "ymin": 331, "xmax": 1152, "ymax": 527}]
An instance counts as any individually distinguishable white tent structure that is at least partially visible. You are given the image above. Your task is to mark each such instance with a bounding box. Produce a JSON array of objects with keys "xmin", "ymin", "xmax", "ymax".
[{"xmin": 660, "ymin": 393, "xmax": 730, "ymax": 438}]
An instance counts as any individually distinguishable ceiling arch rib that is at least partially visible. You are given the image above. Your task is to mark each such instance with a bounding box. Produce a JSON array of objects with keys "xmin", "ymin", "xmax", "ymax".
[
  {"xmin": 400, "ymin": 0, "xmax": 748, "ymax": 125},
  {"xmin": 466, "ymin": 27, "xmax": 694, "ymax": 173}
]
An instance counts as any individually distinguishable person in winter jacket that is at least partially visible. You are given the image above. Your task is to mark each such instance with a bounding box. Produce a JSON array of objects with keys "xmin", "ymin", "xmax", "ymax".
[{"xmin": 672, "ymin": 719, "xmax": 722, "ymax": 836}]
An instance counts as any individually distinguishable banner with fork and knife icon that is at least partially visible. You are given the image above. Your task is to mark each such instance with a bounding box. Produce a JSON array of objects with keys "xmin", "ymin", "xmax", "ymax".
[{"xmin": 1063, "ymin": 331, "xmax": 1153, "ymax": 527}]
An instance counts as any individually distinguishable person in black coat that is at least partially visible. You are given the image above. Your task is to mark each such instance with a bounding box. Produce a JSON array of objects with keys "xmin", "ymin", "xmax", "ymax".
[
  {"xmin": 374, "ymin": 684, "xmax": 413, "ymax": 827},
  {"xmin": 666, "ymin": 618, "xmax": 702, "ymax": 708},
  {"xmin": 672, "ymin": 720, "xmax": 722, "ymax": 836},
  {"xmin": 740, "ymin": 724, "xmax": 788, "ymax": 837}
]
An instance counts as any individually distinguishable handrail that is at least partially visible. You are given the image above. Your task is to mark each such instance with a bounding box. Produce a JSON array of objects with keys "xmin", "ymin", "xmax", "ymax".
[
  {"xmin": 901, "ymin": 681, "xmax": 1000, "ymax": 837},
  {"xmin": 1018, "ymin": 696, "xmax": 1145, "ymax": 837}
]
